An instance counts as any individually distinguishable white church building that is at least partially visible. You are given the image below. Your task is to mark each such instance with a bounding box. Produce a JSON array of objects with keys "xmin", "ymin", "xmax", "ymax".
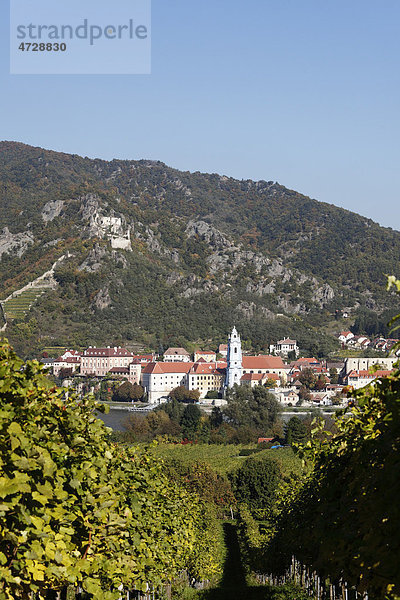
[{"xmin": 225, "ymin": 327, "xmax": 243, "ymax": 388}]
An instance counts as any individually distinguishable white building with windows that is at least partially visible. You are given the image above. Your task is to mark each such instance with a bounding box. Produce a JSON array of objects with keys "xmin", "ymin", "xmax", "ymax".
[
  {"xmin": 163, "ymin": 347, "xmax": 191, "ymax": 362},
  {"xmin": 269, "ymin": 338, "xmax": 299, "ymax": 358},
  {"xmin": 187, "ymin": 361, "xmax": 226, "ymax": 398},
  {"xmin": 342, "ymin": 357, "xmax": 398, "ymax": 375},
  {"xmin": 81, "ymin": 346, "xmax": 134, "ymax": 377},
  {"xmin": 225, "ymin": 327, "xmax": 243, "ymax": 389},
  {"xmin": 142, "ymin": 362, "xmax": 194, "ymax": 404}
]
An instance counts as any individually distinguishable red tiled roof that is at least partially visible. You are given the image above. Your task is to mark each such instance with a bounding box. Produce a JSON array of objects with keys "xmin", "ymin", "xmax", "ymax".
[
  {"xmin": 242, "ymin": 355, "xmax": 285, "ymax": 369},
  {"xmin": 143, "ymin": 362, "xmax": 194, "ymax": 374},
  {"xmin": 241, "ymin": 372, "xmax": 280, "ymax": 382},
  {"xmin": 297, "ymin": 357, "xmax": 319, "ymax": 364},
  {"xmin": 241, "ymin": 373, "xmax": 264, "ymax": 381},
  {"xmin": 55, "ymin": 356, "xmax": 80, "ymax": 364},
  {"xmin": 133, "ymin": 354, "xmax": 154, "ymax": 362},
  {"xmin": 348, "ymin": 370, "xmax": 393, "ymax": 378},
  {"xmin": 190, "ymin": 362, "xmax": 219, "ymax": 374}
]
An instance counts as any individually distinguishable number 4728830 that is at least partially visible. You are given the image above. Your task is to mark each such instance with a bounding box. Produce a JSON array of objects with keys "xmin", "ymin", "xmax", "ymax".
[{"xmin": 18, "ymin": 42, "xmax": 67, "ymax": 51}]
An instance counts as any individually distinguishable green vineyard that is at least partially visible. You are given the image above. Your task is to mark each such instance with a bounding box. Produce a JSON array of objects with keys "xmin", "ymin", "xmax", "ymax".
[{"xmin": 3, "ymin": 288, "xmax": 47, "ymax": 320}]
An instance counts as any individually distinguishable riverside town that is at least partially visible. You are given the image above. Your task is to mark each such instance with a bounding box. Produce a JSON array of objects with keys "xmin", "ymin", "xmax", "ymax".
[
  {"xmin": 1, "ymin": 2, "xmax": 400, "ymax": 599},
  {"xmin": 0, "ymin": 146, "xmax": 400, "ymax": 600}
]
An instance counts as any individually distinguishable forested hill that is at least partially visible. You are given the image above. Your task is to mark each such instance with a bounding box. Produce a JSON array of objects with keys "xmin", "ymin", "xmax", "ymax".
[{"xmin": 0, "ymin": 141, "xmax": 399, "ymax": 356}]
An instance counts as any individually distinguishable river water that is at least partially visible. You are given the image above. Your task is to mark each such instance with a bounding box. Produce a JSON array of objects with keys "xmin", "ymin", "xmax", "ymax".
[{"xmin": 96, "ymin": 407, "xmax": 136, "ymax": 431}]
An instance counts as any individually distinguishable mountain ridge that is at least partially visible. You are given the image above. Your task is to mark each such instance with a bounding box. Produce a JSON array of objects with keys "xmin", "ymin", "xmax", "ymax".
[
  {"xmin": 0, "ymin": 141, "xmax": 399, "ymax": 357},
  {"xmin": 1, "ymin": 139, "xmax": 396, "ymax": 233}
]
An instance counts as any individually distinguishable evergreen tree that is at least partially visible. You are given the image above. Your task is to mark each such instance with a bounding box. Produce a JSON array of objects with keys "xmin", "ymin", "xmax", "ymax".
[
  {"xmin": 210, "ymin": 406, "xmax": 223, "ymax": 429},
  {"xmin": 285, "ymin": 416, "xmax": 307, "ymax": 446},
  {"xmin": 181, "ymin": 404, "xmax": 201, "ymax": 440}
]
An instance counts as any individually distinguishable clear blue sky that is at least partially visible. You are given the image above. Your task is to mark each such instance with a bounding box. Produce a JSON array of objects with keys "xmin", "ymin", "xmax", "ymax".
[{"xmin": 1, "ymin": 0, "xmax": 400, "ymax": 230}]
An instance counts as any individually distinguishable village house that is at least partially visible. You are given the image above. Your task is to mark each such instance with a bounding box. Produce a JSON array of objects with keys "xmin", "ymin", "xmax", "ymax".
[
  {"xmin": 269, "ymin": 388, "xmax": 300, "ymax": 406},
  {"xmin": 269, "ymin": 338, "xmax": 299, "ymax": 358},
  {"xmin": 326, "ymin": 361, "xmax": 345, "ymax": 373},
  {"xmin": 163, "ymin": 347, "xmax": 191, "ymax": 362},
  {"xmin": 371, "ymin": 338, "xmax": 400, "ymax": 356},
  {"xmin": 108, "ymin": 361, "xmax": 142, "ymax": 385},
  {"xmin": 346, "ymin": 335, "xmax": 371, "ymax": 350},
  {"xmin": 52, "ymin": 354, "xmax": 81, "ymax": 377},
  {"xmin": 194, "ymin": 350, "xmax": 217, "ymax": 363},
  {"xmin": 326, "ymin": 384, "xmax": 344, "ymax": 395},
  {"xmin": 310, "ymin": 392, "xmax": 333, "ymax": 406},
  {"xmin": 338, "ymin": 331, "xmax": 354, "ymax": 344},
  {"xmin": 289, "ymin": 357, "xmax": 322, "ymax": 371},
  {"xmin": 132, "ymin": 353, "xmax": 156, "ymax": 364},
  {"xmin": 286, "ymin": 357, "xmax": 329, "ymax": 384}
]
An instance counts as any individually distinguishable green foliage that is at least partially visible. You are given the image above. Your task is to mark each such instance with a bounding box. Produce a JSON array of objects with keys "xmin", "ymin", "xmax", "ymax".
[
  {"xmin": 329, "ymin": 367, "xmax": 338, "ymax": 384},
  {"xmin": 149, "ymin": 443, "xmax": 301, "ymax": 478},
  {"xmin": 0, "ymin": 341, "xmax": 224, "ymax": 598},
  {"xmin": 230, "ymin": 456, "xmax": 280, "ymax": 515},
  {"xmin": 169, "ymin": 385, "xmax": 201, "ymax": 404},
  {"xmin": 158, "ymin": 397, "xmax": 186, "ymax": 422},
  {"xmin": 264, "ymin": 362, "xmax": 400, "ymax": 598},
  {"xmin": 297, "ymin": 368, "xmax": 316, "ymax": 389},
  {"xmin": 285, "ymin": 416, "xmax": 307, "ymax": 446},
  {"xmin": 112, "ymin": 381, "xmax": 144, "ymax": 402},
  {"xmin": 351, "ymin": 305, "xmax": 399, "ymax": 338},
  {"xmin": 210, "ymin": 407, "xmax": 223, "ymax": 429},
  {"xmin": 124, "ymin": 410, "xmax": 181, "ymax": 442},
  {"xmin": 205, "ymin": 390, "xmax": 219, "ymax": 399},
  {"xmin": 266, "ymin": 582, "xmax": 313, "ymax": 600},
  {"xmin": 387, "ymin": 276, "xmax": 400, "ymax": 356},
  {"xmin": 224, "ymin": 385, "xmax": 281, "ymax": 438},
  {"xmin": 181, "ymin": 404, "xmax": 202, "ymax": 440},
  {"xmin": 298, "ymin": 386, "xmax": 311, "ymax": 403},
  {"xmin": 164, "ymin": 459, "xmax": 235, "ymax": 509}
]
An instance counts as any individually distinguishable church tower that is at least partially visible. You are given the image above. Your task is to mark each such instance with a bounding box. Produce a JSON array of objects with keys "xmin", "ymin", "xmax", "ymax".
[{"xmin": 225, "ymin": 327, "xmax": 243, "ymax": 389}]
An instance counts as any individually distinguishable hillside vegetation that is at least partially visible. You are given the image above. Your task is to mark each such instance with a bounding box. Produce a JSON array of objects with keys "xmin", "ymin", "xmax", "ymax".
[{"xmin": 1, "ymin": 141, "xmax": 399, "ymax": 356}]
